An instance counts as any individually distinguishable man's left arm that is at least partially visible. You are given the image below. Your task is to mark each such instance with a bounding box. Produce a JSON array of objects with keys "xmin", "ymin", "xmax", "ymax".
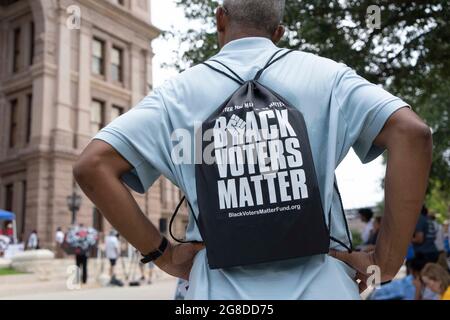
[
  {"xmin": 330, "ymin": 107, "xmax": 432, "ymax": 289},
  {"xmin": 329, "ymin": 67, "xmax": 432, "ymax": 290}
]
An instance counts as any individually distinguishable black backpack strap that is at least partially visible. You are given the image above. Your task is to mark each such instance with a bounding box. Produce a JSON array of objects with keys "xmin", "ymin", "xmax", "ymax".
[
  {"xmin": 202, "ymin": 62, "xmax": 244, "ymax": 85},
  {"xmin": 203, "ymin": 48, "xmax": 296, "ymax": 84},
  {"xmin": 208, "ymin": 59, "xmax": 246, "ymax": 84},
  {"xmin": 254, "ymin": 49, "xmax": 296, "ymax": 81},
  {"xmin": 169, "ymin": 196, "xmax": 202, "ymax": 244},
  {"xmin": 329, "ymin": 178, "xmax": 353, "ymax": 253}
]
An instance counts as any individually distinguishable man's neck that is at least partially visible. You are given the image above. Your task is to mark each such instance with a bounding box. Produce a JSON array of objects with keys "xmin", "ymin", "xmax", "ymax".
[{"xmin": 222, "ymin": 30, "xmax": 272, "ymax": 47}]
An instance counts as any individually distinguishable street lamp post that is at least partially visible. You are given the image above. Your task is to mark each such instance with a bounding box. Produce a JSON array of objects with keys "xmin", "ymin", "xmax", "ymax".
[{"xmin": 67, "ymin": 191, "xmax": 82, "ymax": 225}]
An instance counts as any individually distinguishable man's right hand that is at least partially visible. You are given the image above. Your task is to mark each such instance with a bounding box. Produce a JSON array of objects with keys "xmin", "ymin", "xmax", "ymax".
[{"xmin": 155, "ymin": 242, "xmax": 205, "ymax": 280}]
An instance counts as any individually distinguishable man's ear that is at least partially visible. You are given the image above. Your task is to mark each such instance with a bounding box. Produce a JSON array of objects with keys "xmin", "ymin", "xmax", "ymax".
[
  {"xmin": 216, "ymin": 6, "xmax": 227, "ymax": 33},
  {"xmin": 271, "ymin": 25, "xmax": 285, "ymax": 44}
]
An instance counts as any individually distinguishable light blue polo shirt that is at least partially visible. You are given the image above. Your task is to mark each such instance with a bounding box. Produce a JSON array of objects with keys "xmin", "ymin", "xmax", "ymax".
[{"xmin": 94, "ymin": 37, "xmax": 409, "ymax": 300}]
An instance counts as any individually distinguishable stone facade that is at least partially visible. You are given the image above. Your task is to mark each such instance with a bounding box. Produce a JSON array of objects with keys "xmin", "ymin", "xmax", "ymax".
[{"xmin": 0, "ymin": 0, "xmax": 188, "ymax": 249}]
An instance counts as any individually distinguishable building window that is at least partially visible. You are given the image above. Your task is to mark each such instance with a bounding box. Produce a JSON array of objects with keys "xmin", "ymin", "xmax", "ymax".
[
  {"xmin": 29, "ymin": 22, "xmax": 35, "ymax": 65},
  {"xmin": 26, "ymin": 94, "xmax": 32, "ymax": 144},
  {"xmin": 159, "ymin": 218, "xmax": 168, "ymax": 234},
  {"xmin": 160, "ymin": 179, "xmax": 167, "ymax": 208},
  {"xmin": 111, "ymin": 105, "xmax": 124, "ymax": 121},
  {"xmin": 12, "ymin": 27, "xmax": 21, "ymax": 72},
  {"xmin": 93, "ymin": 208, "xmax": 104, "ymax": 233},
  {"xmin": 91, "ymin": 99, "xmax": 105, "ymax": 134},
  {"xmin": 92, "ymin": 38, "xmax": 105, "ymax": 76},
  {"xmin": 9, "ymin": 99, "xmax": 18, "ymax": 148},
  {"xmin": 112, "ymin": 0, "xmax": 125, "ymax": 5},
  {"xmin": 5, "ymin": 184, "xmax": 14, "ymax": 212},
  {"xmin": 111, "ymin": 46, "xmax": 123, "ymax": 83}
]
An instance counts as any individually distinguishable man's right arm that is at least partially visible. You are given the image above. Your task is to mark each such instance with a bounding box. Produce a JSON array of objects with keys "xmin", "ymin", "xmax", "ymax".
[{"xmin": 73, "ymin": 140, "xmax": 204, "ymax": 280}]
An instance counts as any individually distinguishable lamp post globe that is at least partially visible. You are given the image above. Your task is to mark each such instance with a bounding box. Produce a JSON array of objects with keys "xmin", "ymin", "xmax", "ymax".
[{"xmin": 67, "ymin": 192, "xmax": 82, "ymax": 225}]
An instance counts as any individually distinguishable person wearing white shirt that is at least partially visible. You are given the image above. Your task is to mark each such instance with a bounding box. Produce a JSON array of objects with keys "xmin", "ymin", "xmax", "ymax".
[
  {"xmin": 26, "ymin": 230, "xmax": 39, "ymax": 250},
  {"xmin": 55, "ymin": 227, "xmax": 65, "ymax": 258},
  {"xmin": 105, "ymin": 231, "xmax": 121, "ymax": 278},
  {"xmin": 359, "ymin": 208, "xmax": 374, "ymax": 244}
]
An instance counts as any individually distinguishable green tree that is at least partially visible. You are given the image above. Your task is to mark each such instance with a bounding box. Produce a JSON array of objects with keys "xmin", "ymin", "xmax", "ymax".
[{"xmin": 165, "ymin": 0, "xmax": 449, "ymax": 215}]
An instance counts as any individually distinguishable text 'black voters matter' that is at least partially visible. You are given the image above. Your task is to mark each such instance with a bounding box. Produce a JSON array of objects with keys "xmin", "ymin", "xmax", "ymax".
[{"xmin": 213, "ymin": 105, "xmax": 309, "ymax": 212}]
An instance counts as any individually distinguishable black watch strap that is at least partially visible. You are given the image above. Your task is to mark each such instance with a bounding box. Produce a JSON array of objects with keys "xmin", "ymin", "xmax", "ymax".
[{"xmin": 140, "ymin": 236, "xmax": 168, "ymax": 264}]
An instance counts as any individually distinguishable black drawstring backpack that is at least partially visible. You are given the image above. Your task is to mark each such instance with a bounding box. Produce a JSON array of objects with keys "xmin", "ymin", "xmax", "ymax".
[{"xmin": 169, "ymin": 49, "xmax": 353, "ymax": 269}]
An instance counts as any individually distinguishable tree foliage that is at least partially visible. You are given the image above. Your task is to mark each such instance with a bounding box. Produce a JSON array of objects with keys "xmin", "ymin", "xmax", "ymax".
[{"xmin": 164, "ymin": 0, "xmax": 450, "ymax": 216}]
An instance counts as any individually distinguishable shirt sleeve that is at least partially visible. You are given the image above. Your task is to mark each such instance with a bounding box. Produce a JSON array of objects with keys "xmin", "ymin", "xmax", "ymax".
[
  {"xmin": 370, "ymin": 281, "xmax": 402, "ymax": 300},
  {"xmin": 332, "ymin": 67, "xmax": 410, "ymax": 163},
  {"xmin": 93, "ymin": 88, "xmax": 171, "ymax": 194}
]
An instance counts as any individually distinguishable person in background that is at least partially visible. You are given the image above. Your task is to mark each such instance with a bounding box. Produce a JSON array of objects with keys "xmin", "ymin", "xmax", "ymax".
[
  {"xmin": 365, "ymin": 216, "xmax": 382, "ymax": 250},
  {"xmin": 138, "ymin": 260, "xmax": 146, "ymax": 282},
  {"xmin": 74, "ymin": 223, "xmax": 89, "ymax": 284},
  {"xmin": 358, "ymin": 208, "xmax": 374, "ymax": 245},
  {"xmin": 174, "ymin": 278, "xmax": 189, "ymax": 300},
  {"xmin": 443, "ymin": 220, "xmax": 450, "ymax": 268},
  {"xmin": 26, "ymin": 230, "xmax": 39, "ymax": 250},
  {"xmin": 433, "ymin": 217, "xmax": 450, "ymax": 271},
  {"xmin": 412, "ymin": 206, "xmax": 440, "ymax": 263},
  {"xmin": 5, "ymin": 223, "xmax": 14, "ymax": 243},
  {"xmin": 429, "ymin": 213, "xmax": 444, "ymax": 251},
  {"xmin": 105, "ymin": 230, "xmax": 121, "ymax": 284},
  {"xmin": 369, "ymin": 254, "xmax": 438, "ymax": 300},
  {"xmin": 137, "ymin": 259, "xmax": 154, "ymax": 284},
  {"xmin": 66, "ymin": 223, "xmax": 98, "ymax": 285},
  {"xmin": 420, "ymin": 263, "xmax": 450, "ymax": 300},
  {"xmin": 147, "ymin": 261, "xmax": 155, "ymax": 284},
  {"xmin": 0, "ymin": 234, "xmax": 10, "ymax": 257},
  {"xmin": 55, "ymin": 227, "xmax": 65, "ymax": 258}
]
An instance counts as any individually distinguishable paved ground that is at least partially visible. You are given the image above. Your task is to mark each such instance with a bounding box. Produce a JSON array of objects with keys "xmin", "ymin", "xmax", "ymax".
[
  {"xmin": 1, "ymin": 277, "xmax": 179, "ymax": 300},
  {"xmin": 0, "ymin": 256, "xmax": 181, "ymax": 300},
  {"xmin": 0, "ymin": 255, "xmax": 407, "ymax": 300}
]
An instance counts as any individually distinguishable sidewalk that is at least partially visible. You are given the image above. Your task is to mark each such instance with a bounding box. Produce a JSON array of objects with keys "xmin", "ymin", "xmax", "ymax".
[
  {"xmin": 0, "ymin": 256, "xmax": 177, "ymax": 300},
  {"xmin": 1, "ymin": 278, "xmax": 178, "ymax": 300}
]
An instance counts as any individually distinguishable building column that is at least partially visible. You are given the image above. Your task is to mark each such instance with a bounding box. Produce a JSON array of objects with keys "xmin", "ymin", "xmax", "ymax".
[
  {"xmin": 75, "ymin": 23, "xmax": 92, "ymax": 150},
  {"xmin": 146, "ymin": 47, "xmax": 154, "ymax": 93},
  {"xmin": 49, "ymin": 157, "xmax": 76, "ymax": 246},
  {"xmin": 53, "ymin": 8, "xmax": 73, "ymax": 150},
  {"xmin": 130, "ymin": 43, "xmax": 143, "ymax": 106},
  {"xmin": 0, "ymin": 18, "xmax": 7, "ymax": 82},
  {"xmin": 30, "ymin": 68, "xmax": 55, "ymax": 149},
  {"xmin": 25, "ymin": 156, "xmax": 51, "ymax": 246},
  {"xmin": 74, "ymin": 22, "xmax": 96, "ymax": 229},
  {"xmin": 28, "ymin": 0, "xmax": 53, "ymax": 149},
  {"xmin": 0, "ymin": 94, "xmax": 7, "ymax": 159},
  {"xmin": 21, "ymin": 17, "xmax": 32, "ymax": 71}
]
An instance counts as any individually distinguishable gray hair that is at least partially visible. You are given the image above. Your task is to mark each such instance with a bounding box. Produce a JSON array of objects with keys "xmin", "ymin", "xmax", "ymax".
[{"xmin": 222, "ymin": 0, "xmax": 285, "ymax": 34}]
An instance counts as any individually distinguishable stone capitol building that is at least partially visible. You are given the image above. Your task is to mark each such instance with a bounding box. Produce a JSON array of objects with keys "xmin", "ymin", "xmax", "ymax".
[{"xmin": 0, "ymin": 0, "xmax": 187, "ymax": 249}]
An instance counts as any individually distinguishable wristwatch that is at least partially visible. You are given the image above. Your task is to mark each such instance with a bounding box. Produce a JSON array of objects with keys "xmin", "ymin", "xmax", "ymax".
[{"xmin": 140, "ymin": 236, "xmax": 169, "ymax": 264}]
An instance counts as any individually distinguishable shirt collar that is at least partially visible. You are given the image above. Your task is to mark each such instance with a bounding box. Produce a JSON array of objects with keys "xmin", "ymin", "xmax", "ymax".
[{"xmin": 220, "ymin": 37, "xmax": 276, "ymax": 53}]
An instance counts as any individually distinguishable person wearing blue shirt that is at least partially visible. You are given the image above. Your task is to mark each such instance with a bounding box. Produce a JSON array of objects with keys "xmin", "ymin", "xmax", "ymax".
[
  {"xmin": 369, "ymin": 255, "xmax": 438, "ymax": 300},
  {"xmin": 412, "ymin": 206, "xmax": 440, "ymax": 263},
  {"xmin": 74, "ymin": 0, "xmax": 433, "ymax": 299}
]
